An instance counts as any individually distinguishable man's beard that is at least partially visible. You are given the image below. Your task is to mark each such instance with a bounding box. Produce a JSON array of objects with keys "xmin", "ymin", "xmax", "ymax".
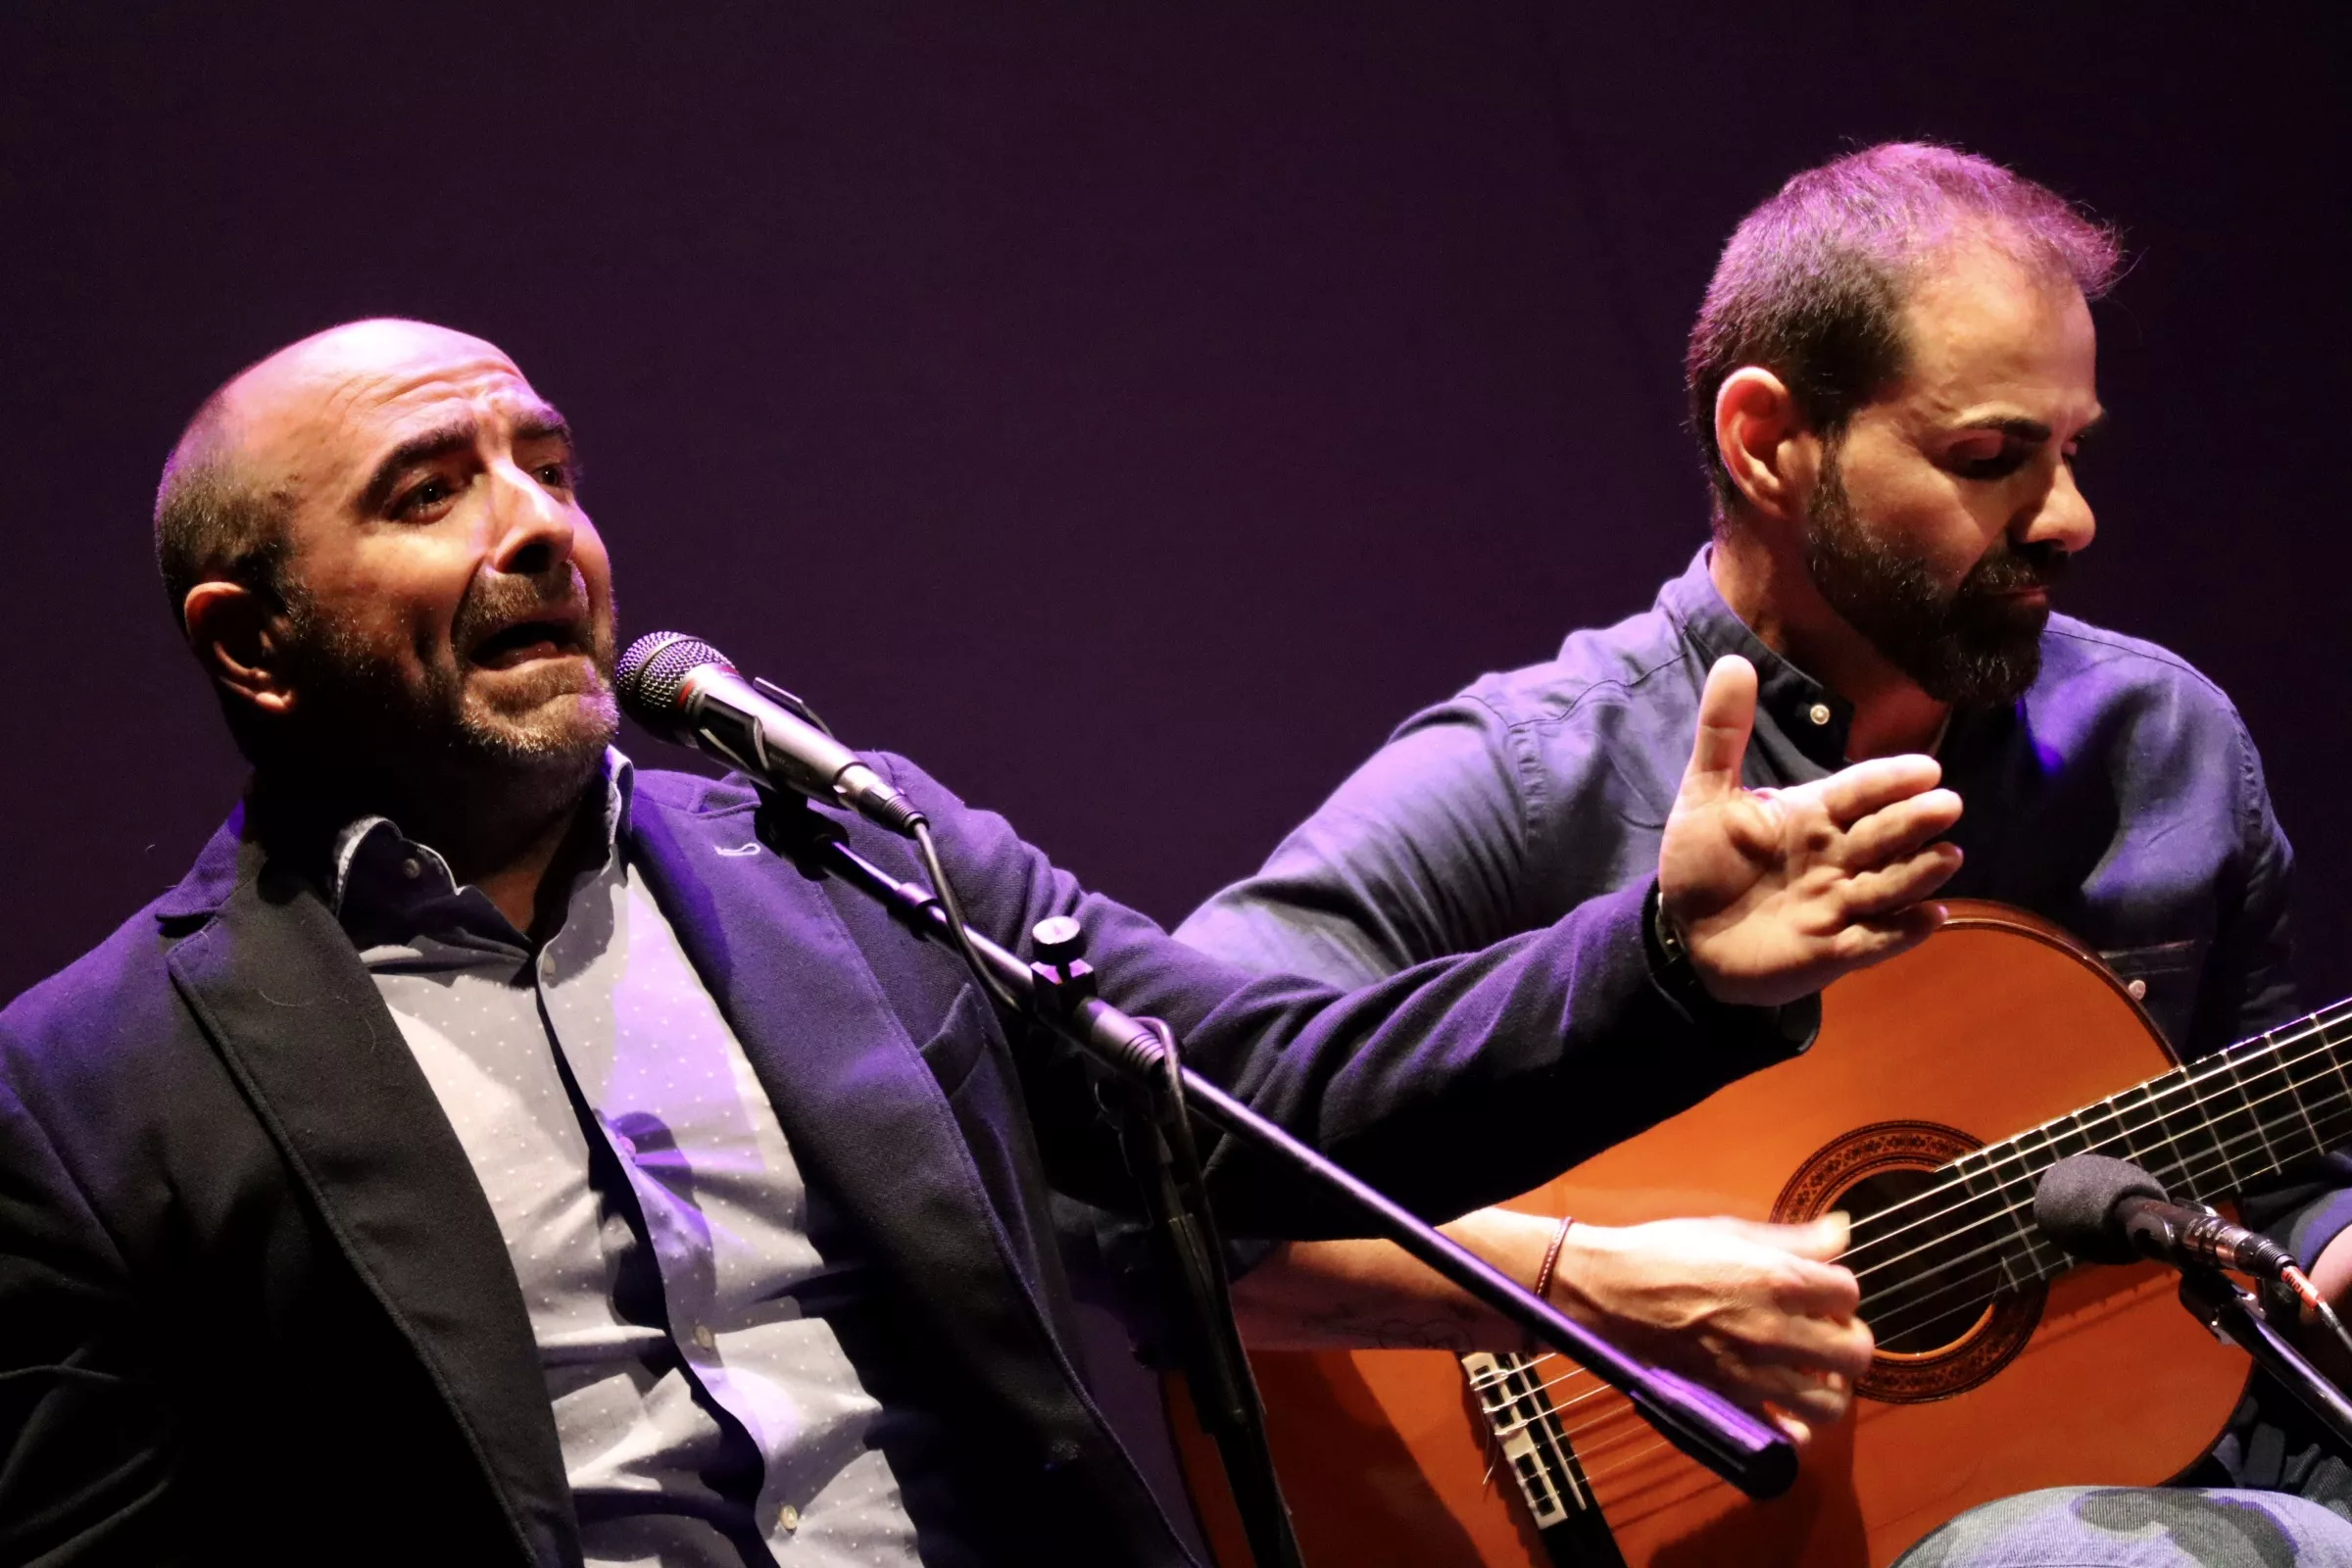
[
  {"xmin": 1801, "ymin": 454, "xmax": 2068, "ymax": 709},
  {"xmin": 277, "ymin": 572, "xmax": 620, "ymax": 794}
]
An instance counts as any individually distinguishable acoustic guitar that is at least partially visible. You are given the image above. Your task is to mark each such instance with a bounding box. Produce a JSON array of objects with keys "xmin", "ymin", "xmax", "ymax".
[{"xmin": 1171, "ymin": 902, "xmax": 2352, "ymax": 1566}]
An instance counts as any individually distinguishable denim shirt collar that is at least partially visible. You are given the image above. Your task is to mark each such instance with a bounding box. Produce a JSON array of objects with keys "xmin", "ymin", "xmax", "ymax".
[{"xmin": 1654, "ymin": 546, "xmax": 1854, "ymax": 769}]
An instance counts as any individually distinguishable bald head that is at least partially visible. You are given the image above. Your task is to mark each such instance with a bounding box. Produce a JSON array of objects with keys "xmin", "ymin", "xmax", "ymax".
[
  {"xmin": 156, "ymin": 321, "xmax": 516, "ymax": 627},
  {"xmin": 155, "ymin": 319, "xmax": 514, "ymax": 625},
  {"xmin": 155, "ymin": 318, "xmax": 612, "ymax": 783}
]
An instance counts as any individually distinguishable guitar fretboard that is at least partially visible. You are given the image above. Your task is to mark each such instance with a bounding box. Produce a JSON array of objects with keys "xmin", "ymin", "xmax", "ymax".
[{"xmin": 1846, "ymin": 997, "xmax": 2352, "ymax": 1326}]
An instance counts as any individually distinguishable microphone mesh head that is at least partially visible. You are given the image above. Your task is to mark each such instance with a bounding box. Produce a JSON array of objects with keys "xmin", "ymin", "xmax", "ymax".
[
  {"xmin": 2033, "ymin": 1152, "xmax": 2167, "ymax": 1265},
  {"xmin": 616, "ymin": 631, "xmax": 735, "ymax": 731}
]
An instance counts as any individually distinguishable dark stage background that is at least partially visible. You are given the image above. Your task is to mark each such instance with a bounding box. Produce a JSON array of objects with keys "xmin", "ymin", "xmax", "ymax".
[{"xmin": 6, "ymin": 5, "xmax": 2346, "ymax": 1010}]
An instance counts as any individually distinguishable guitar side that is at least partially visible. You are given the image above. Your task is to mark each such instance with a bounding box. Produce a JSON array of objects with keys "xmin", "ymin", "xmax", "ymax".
[{"xmin": 1172, "ymin": 904, "xmax": 2253, "ymax": 1567}]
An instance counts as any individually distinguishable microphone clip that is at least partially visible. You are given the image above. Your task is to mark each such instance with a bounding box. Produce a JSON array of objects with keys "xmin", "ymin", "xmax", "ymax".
[
  {"xmin": 754, "ymin": 788, "xmax": 849, "ymax": 882},
  {"xmin": 751, "ymin": 676, "xmax": 835, "ymax": 737}
]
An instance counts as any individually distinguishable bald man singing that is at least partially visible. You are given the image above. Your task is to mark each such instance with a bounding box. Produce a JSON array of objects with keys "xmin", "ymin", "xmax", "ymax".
[{"xmin": 0, "ymin": 320, "xmax": 1960, "ymax": 1567}]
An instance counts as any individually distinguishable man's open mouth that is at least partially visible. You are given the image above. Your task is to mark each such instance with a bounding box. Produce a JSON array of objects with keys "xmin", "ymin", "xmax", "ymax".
[{"xmin": 468, "ymin": 616, "xmax": 585, "ymax": 669}]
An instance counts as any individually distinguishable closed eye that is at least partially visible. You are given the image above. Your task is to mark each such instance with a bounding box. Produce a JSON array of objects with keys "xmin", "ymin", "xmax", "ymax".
[{"xmin": 1949, "ymin": 444, "xmax": 2032, "ymax": 481}]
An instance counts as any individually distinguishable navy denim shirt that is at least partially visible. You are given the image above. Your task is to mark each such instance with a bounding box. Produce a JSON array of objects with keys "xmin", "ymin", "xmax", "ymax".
[
  {"xmin": 1183, "ymin": 548, "xmax": 2297, "ymax": 1059},
  {"xmin": 1180, "ymin": 546, "xmax": 2344, "ymax": 1493},
  {"xmin": 1182, "ymin": 551, "xmax": 2340, "ymax": 1257}
]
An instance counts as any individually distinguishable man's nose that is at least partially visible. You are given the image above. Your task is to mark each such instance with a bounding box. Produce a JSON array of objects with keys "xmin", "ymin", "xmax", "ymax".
[
  {"xmin": 2020, "ymin": 460, "xmax": 2096, "ymax": 558},
  {"xmin": 484, "ymin": 461, "xmax": 577, "ymax": 579}
]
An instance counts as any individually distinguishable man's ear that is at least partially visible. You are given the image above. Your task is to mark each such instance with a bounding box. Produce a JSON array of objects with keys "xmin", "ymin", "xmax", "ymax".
[
  {"xmin": 182, "ymin": 580, "xmax": 297, "ymax": 720},
  {"xmin": 1713, "ymin": 368, "xmax": 1821, "ymax": 526}
]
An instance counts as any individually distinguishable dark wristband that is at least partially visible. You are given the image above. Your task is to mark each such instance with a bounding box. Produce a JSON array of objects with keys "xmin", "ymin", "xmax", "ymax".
[{"xmin": 1642, "ymin": 879, "xmax": 1820, "ymax": 1054}]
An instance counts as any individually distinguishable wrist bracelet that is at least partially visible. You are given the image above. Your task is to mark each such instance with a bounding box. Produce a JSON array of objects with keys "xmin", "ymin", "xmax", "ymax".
[{"xmin": 1531, "ymin": 1213, "xmax": 1575, "ymax": 1304}]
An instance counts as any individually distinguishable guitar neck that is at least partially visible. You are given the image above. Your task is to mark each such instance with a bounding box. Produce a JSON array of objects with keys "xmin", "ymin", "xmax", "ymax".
[{"xmin": 1864, "ymin": 996, "xmax": 2352, "ymax": 1291}]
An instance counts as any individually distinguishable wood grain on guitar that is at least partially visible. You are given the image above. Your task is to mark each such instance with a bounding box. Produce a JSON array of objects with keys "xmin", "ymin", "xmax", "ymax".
[{"xmin": 1169, "ymin": 903, "xmax": 2332, "ymax": 1566}]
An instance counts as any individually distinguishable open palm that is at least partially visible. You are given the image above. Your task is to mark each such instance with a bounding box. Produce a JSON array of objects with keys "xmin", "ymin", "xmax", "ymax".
[{"xmin": 1658, "ymin": 657, "xmax": 1964, "ymax": 1007}]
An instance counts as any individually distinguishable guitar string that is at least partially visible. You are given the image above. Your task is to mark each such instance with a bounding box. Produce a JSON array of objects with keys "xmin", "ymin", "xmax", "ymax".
[
  {"xmin": 1823, "ymin": 1025, "xmax": 2352, "ymax": 1299},
  {"xmin": 1463, "ymin": 1006, "xmax": 2352, "ymax": 1468},
  {"xmin": 1466, "ymin": 1359, "xmax": 1679, "ymax": 1494},
  {"xmin": 1850, "ymin": 1073, "xmax": 2352, "ymax": 1336},
  {"xmin": 1846, "ymin": 1092, "xmax": 2352, "ymax": 1349},
  {"xmin": 1461, "ymin": 1004, "xmax": 2352, "ymax": 1399},
  {"xmin": 1496, "ymin": 1098, "xmax": 2338, "ymax": 1445},
  {"xmin": 1840, "ymin": 998, "xmax": 2352, "ymax": 1256},
  {"xmin": 1839, "ymin": 1047, "xmax": 2352, "ymax": 1281},
  {"xmin": 1854, "ymin": 1061, "xmax": 2349, "ymax": 1292},
  {"xmin": 1478, "ymin": 1030, "xmax": 2352, "ymax": 1505},
  {"xmin": 1488, "ymin": 1076, "xmax": 2352, "ymax": 1452},
  {"xmin": 1466, "ymin": 1064, "xmax": 2352, "ymax": 1401},
  {"xmin": 1834, "ymin": 1003, "xmax": 2352, "ymax": 1273},
  {"xmin": 1468, "ymin": 1090, "xmax": 2352, "ymax": 1463},
  {"xmin": 1476, "ymin": 1358, "xmax": 1625, "ymax": 1421}
]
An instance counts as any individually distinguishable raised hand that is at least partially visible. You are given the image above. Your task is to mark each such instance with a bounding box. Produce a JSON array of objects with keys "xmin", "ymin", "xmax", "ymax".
[
  {"xmin": 1659, "ymin": 655, "xmax": 1963, "ymax": 1007},
  {"xmin": 1547, "ymin": 1213, "xmax": 1874, "ymax": 1444}
]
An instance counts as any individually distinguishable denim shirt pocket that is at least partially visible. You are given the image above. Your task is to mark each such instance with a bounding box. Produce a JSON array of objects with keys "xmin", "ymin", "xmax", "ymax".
[{"xmin": 2098, "ymin": 939, "xmax": 2204, "ymax": 1053}]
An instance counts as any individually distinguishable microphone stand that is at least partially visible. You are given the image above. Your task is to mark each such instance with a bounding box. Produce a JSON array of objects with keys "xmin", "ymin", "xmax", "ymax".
[
  {"xmin": 2176, "ymin": 1266, "xmax": 2352, "ymax": 1453},
  {"xmin": 755, "ymin": 795, "xmax": 1796, "ymax": 1567}
]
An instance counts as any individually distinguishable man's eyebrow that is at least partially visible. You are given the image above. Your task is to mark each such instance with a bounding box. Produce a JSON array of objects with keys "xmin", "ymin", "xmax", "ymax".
[
  {"xmin": 356, "ymin": 405, "xmax": 578, "ymax": 514},
  {"xmin": 359, "ymin": 418, "xmax": 478, "ymax": 514},
  {"xmin": 1954, "ymin": 415, "xmax": 2054, "ymax": 443},
  {"xmin": 513, "ymin": 403, "xmax": 573, "ymax": 446},
  {"xmin": 1950, "ymin": 411, "xmax": 2108, "ymax": 445}
]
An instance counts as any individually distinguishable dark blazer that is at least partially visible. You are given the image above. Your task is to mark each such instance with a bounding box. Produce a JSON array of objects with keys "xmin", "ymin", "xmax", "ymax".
[{"xmin": 0, "ymin": 759, "xmax": 1797, "ymax": 1566}]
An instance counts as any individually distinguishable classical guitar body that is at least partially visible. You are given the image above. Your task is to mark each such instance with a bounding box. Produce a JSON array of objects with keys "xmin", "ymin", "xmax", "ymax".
[{"xmin": 1172, "ymin": 905, "xmax": 2254, "ymax": 1567}]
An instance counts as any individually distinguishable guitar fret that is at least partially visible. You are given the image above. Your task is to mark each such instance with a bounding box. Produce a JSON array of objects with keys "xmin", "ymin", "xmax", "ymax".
[
  {"xmin": 1994, "ymin": 1127, "xmax": 2067, "ymax": 1281},
  {"xmin": 2258, "ymin": 1033, "xmax": 2326, "ymax": 1167},
  {"xmin": 1958, "ymin": 1150, "xmax": 2032, "ymax": 1291},
  {"xmin": 2321, "ymin": 1019, "xmax": 2352, "ymax": 1117},
  {"xmin": 2158, "ymin": 1073, "xmax": 2223, "ymax": 1195},
  {"xmin": 2223, "ymin": 1051, "xmax": 2276, "ymax": 1191}
]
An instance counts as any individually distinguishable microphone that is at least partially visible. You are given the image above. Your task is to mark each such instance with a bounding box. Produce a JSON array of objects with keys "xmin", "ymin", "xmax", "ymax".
[
  {"xmin": 2034, "ymin": 1153, "xmax": 2303, "ymax": 1285},
  {"xmin": 616, "ymin": 632, "xmax": 923, "ymax": 837}
]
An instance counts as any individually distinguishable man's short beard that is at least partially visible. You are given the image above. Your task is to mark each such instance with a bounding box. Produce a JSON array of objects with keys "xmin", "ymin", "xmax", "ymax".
[
  {"xmin": 1801, "ymin": 448, "xmax": 2065, "ymax": 709},
  {"xmin": 275, "ymin": 585, "xmax": 619, "ymax": 793}
]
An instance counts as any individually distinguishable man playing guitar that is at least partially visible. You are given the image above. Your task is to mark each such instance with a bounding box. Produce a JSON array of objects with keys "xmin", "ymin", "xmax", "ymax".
[{"xmin": 1178, "ymin": 142, "xmax": 2346, "ymax": 1561}]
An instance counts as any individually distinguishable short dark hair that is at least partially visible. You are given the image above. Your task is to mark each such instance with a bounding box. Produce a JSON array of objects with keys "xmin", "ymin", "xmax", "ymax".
[
  {"xmin": 154, "ymin": 390, "xmax": 306, "ymax": 762},
  {"xmin": 1685, "ymin": 142, "xmax": 2123, "ymax": 515},
  {"xmin": 153, "ymin": 391, "xmax": 295, "ymax": 627}
]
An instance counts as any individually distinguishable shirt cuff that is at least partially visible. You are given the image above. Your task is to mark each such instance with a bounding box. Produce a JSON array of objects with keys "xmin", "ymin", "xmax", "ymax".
[{"xmin": 1641, "ymin": 878, "xmax": 1821, "ymax": 1056}]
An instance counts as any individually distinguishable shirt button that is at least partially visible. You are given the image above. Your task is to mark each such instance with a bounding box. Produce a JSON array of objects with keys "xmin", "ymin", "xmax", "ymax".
[
  {"xmin": 538, "ymin": 948, "xmax": 557, "ymax": 980},
  {"xmin": 2126, "ymin": 977, "xmax": 2149, "ymax": 1002},
  {"xmin": 400, "ymin": 856, "xmax": 422, "ymax": 880},
  {"xmin": 778, "ymin": 1505, "xmax": 801, "ymax": 1533},
  {"xmin": 692, "ymin": 1323, "xmax": 715, "ymax": 1350},
  {"xmin": 1808, "ymin": 703, "xmax": 1833, "ymax": 727},
  {"xmin": 613, "ymin": 1134, "xmax": 637, "ymax": 1159}
]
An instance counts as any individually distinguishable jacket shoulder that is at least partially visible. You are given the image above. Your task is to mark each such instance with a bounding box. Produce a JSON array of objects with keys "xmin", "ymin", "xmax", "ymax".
[
  {"xmin": 630, "ymin": 765, "xmax": 763, "ymax": 816},
  {"xmin": 0, "ymin": 886, "xmax": 197, "ymax": 1102}
]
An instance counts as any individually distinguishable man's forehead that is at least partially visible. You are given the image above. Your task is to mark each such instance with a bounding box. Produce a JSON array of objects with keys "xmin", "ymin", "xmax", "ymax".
[
  {"xmin": 227, "ymin": 319, "xmax": 550, "ymax": 459},
  {"xmin": 1888, "ymin": 247, "xmax": 2098, "ymax": 416}
]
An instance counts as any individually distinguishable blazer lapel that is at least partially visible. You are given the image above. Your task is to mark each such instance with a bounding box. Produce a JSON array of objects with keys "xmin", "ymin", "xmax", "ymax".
[
  {"xmin": 626, "ymin": 789, "xmax": 1082, "ymax": 1404},
  {"xmin": 164, "ymin": 823, "xmax": 578, "ymax": 1568}
]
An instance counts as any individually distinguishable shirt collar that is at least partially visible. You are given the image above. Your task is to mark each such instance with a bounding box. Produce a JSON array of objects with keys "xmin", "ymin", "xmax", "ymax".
[
  {"xmin": 1654, "ymin": 545, "xmax": 1854, "ymax": 768},
  {"xmin": 327, "ymin": 746, "xmax": 636, "ymax": 928}
]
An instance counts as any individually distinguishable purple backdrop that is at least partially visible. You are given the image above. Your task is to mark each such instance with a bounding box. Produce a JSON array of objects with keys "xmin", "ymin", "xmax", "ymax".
[{"xmin": 5, "ymin": 5, "xmax": 2345, "ymax": 1011}]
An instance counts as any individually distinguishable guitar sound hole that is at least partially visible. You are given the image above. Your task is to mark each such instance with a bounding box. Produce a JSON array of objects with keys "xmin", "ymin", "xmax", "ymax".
[
  {"xmin": 1777, "ymin": 1119, "xmax": 2044, "ymax": 1401},
  {"xmin": 1841, "ymin": 1167, "xmax": 1999, "ymax": 1354}
]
